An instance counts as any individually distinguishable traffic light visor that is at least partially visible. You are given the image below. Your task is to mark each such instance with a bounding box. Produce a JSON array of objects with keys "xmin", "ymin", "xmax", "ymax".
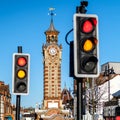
[
  {"xmin": 81, "ymin": 18, "xmax": 97, "ymax": 33},
  {"xmin": 81, "ymin": 37, "xmax": 97, "ymax": 52},
  {"xmin": 16, "ymin": 82, "xmax": 27, "ymax": 92},
  {"xmin": 17, "ymin": 57, "xmax": 27, "ymax": 67},
  {"xmin": 17, "ymin": 70, "xmax": 26, "ymax": 79},
  {"xmin": 81, "ymin": 56, "xmax": 98, "ymax": 72}
]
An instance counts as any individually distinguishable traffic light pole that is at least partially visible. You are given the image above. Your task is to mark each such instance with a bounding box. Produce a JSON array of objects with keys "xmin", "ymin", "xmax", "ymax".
[
  {"xmin": 16, "ymin": 95, "xmax": 21, "ymax": 120},
  {"xmin": 69, "ymin": 41, "xmax": 83, "ymax": 120},
  {"xmin": 76, "ymin": 78, "xmax": 83, "ymax": 120},
  {"xmin": 16, "ymin": 46, "xmax": 22, "ymax": 120},
  {"xmin": 75, "ymin": 1, "xmax": 88, "ymax": 120}
]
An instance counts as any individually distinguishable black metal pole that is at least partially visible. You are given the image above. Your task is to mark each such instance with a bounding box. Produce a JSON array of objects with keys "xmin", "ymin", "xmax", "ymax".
[
  {"xmin": 69, "ymin": 42, "xmax": 83, "ymax": 119},
  {"xmin": 18, "ymin": 46, "xmax": 22, "ymax": 53},
  {"xmin": 16, "ymin": 46, "xmax": 22, "ymax": 120},
  {"xmin": 16, "ymin": 95, "xmax": 21, "ymax": 120},
  {"xmin": 75, "ymin": 2, "xmax": 88, "ymax": 119},
  {"xmin": 76, "ymin": 78, "xmax": 83, "ymax": 120}
]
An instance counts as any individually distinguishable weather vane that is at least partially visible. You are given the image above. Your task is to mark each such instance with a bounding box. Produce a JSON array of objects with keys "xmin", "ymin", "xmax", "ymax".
[{"xmin": 48, "ymin": 7, "xmax": 56, "ymax": 20}]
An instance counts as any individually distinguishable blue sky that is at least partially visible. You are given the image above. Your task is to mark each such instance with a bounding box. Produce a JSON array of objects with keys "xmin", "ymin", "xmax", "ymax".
[{"xmin": 0, "ymin": 0, "xmax": 120, "ymax": 107}]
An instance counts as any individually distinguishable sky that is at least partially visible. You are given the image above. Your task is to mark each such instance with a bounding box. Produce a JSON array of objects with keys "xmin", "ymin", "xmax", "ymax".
[{"xmin": 0, "ymin": 0, "xmax": 120, "ymax": 108}]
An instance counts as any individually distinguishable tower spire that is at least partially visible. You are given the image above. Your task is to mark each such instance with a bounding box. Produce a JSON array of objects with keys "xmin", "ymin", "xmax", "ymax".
[
  {"xmin": 45, "ymin": 8, "xmax": 59, "ymax": 43},
  {"xmin": 46, "ymin": 7, "xmax": 58, "ymax": 32}
]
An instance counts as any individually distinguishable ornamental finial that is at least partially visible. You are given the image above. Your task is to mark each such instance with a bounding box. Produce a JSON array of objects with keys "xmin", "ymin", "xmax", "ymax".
[{"xmin": 48, "ymin": 7, "xmax": 56, "ymax": 20}]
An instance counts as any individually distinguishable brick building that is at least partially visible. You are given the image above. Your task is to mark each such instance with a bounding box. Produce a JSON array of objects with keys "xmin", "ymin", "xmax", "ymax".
[{"xmin": 0, "ymin": 81, "xmax": 14, "ymax": 120}]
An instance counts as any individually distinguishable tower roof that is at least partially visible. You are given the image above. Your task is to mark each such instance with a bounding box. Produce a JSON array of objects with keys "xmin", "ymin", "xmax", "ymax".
[
  {"xmin": 44, "ymin": 8, "xmax": 59, "ymax": 44},
  {"xmin": 61, "ymin": 87, "xmax": 73, "ymax": 104},
  {"xmin": 46, "ymin": 18, "xmax": 58, "ymax": 32},
  {"xmin": 45, "ymin": 18, "xmax": 59, "ymax": 35}
]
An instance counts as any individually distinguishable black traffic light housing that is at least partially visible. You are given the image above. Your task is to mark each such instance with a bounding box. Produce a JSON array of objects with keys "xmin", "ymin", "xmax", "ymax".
[
  {"xmin": 12, "ymin": 53, "xmax": 30, "ymax": 95},
  {"xmin": 74, "ymin": 13, "xmax": 99, "ymax": 78}
]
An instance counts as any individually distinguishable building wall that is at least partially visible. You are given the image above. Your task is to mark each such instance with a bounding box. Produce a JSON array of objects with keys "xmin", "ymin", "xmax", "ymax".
[
  {"xmin": 0, "ymin": 81, "xmax": 14, "ymax": 120},
  {"xmin": 101, "ymin": 62, "xmax": 120, "ymax": 74},
  {"xmin": 98, "ymin": 75, "xmax": 120, "ymax": 114}
]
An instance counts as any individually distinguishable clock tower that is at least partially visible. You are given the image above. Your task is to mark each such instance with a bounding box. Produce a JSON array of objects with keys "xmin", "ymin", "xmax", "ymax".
[{"xmin": 42, "ymin": 10, "xmax": 62, "ymax": 109}]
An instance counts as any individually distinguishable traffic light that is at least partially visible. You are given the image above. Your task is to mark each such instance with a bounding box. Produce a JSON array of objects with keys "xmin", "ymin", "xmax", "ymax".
[
  {"xmin": 12, "ymin": 53, "xmax": 30, "ymax": 95},
  {"xmin": 74, "ymin": 13, "xmax": 99, "ymax": 78}
]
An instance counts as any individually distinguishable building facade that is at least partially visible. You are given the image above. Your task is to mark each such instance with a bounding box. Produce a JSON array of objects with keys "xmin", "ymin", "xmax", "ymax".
[
  {"xmin": 0, "ymin": 81, "xmax": 14, "ymax": 120},
  {"xmin": 101, "ymin": 62, "xmax": 120, "ymax": 74},
  {"xmin": 85, "ymin": 62, "xmax": 120, "ymax": 119}
]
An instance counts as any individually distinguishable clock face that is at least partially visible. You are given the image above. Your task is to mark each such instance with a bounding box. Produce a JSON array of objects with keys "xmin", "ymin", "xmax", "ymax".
[{"xmin": 49, "ymin": 47, "xmax": 57, "ymax": 55}]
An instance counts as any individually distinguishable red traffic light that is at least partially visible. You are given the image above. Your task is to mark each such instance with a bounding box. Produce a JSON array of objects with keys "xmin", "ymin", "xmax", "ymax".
[
  {"xmin": 12, "ymin": 53, "xmax": 30, "ymax": 95},
  {"xmin": 17, "ymin": 57, "xmax": 27, "ymax": 67},
  {"xmin": 81, "ymin": 18, "xmax": 97, "ymax": 33},
  {"xmin": 74, "ymin": 13, "xmax": 99, "ymax": 77}
]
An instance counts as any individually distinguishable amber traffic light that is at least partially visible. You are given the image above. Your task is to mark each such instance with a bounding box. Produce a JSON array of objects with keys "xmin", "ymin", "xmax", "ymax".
[
  {"xmin": 74, "ymin": 13, "xmax": 99, "ymax": 78},
  {"xmin": 12, "ymin": 53, "xmax": 30, "ymax": 95}
]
